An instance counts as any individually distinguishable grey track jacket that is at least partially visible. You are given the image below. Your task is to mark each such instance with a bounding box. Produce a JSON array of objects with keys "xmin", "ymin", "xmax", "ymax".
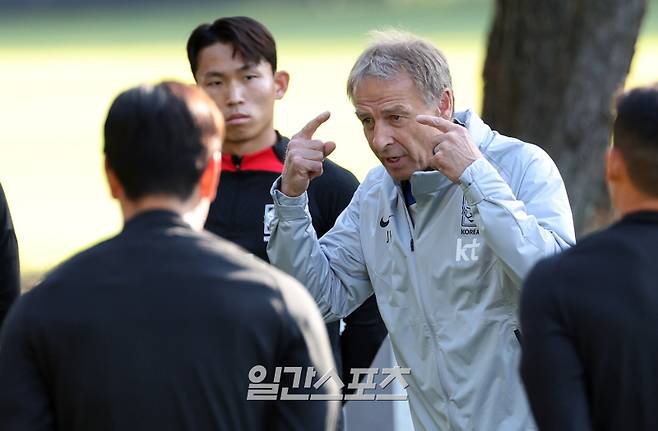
[{"xmin": 267, "ymin": 110, "xmax": 575, "ymax": 430}]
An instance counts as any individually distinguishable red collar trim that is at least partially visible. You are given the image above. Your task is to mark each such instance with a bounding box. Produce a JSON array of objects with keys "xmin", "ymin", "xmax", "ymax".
[{"xmin": 221, "ymin": 146, "xmax": 284, "ymax": 173}]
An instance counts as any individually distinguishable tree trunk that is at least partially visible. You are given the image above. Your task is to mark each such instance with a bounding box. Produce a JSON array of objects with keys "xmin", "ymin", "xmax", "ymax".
[{"xmin": 482, "ymin": 0, "xmax": 646, "ymax": 236}]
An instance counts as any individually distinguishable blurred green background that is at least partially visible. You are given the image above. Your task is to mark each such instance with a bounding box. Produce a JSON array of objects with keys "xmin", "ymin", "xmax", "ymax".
[{"xmin": 1, "ymin": 0, "xmax": 656, "ymax": 284}]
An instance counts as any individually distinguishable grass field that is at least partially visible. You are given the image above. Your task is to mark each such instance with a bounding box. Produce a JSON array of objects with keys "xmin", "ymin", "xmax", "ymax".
[{"xmin": 0, "ymin": 0, "xmax": 656, "ymax": 278}]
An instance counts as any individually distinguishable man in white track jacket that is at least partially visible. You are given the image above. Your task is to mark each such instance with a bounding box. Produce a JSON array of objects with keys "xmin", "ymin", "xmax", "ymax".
[{"xmin": 267, "ymin": 31, "xmax": 575, "ymax": 431}]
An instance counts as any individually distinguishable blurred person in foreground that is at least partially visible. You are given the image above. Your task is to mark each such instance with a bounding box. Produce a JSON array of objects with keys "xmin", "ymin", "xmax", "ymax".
[
  {"xmin": 186, "ymin": 16, "xmax": 387, "ymax": 406},
  {"xmin": 267, "ymin": 30, "xmax": 576, "ymax": 430},
  {"xmin": 0, "ymin": 81, "xmax": 338, "ymax": 431},
  {"xmin": 521, "ymin": 84, "xmax": 658, "ymax": 431},
  {"xmin": 0, "ymin": 183, "xmax": 19, "ymax": 328}
]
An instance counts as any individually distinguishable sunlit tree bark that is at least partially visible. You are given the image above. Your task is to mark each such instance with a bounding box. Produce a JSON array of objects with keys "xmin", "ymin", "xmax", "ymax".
[{"xmin": 482, "ymin": 0, "xmax": 646, "ymax": 235}]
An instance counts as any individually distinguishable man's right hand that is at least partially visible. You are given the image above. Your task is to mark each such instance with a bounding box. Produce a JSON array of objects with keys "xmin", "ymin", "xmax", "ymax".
[{"xmin": 281, "ymin": 111, "xmax": 336, "ymax": 197}]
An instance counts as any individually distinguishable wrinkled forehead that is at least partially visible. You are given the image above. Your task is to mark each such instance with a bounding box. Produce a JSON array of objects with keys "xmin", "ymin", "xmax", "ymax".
[{"xmin": 352, "ymin": 72, "xmax": 432, "ymax": 109}]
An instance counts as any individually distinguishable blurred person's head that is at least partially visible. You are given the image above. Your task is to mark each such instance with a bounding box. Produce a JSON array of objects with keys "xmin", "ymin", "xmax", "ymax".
[
  {"xmin": 187, "ymin": 16, "xmax": 289, "ymax": 156},
  {"xmin": 606, "ymin": 83, "xmax": 658, "ymax": 217},
  {"xmin": 104, "ymin": 81, "xmax": 224, "ymax": 229},
  {"xmin": 347, "ymin": 30, "xmax": 454, "ymax": 181}
]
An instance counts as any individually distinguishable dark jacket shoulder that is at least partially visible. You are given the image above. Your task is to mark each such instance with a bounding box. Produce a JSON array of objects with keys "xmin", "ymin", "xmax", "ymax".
[
  {"xmin": 525, "ymin": 211, "xmax": 658, "ymax": 308},
  {"xmin": 312, "ymin": 158, "xmax": 360, "ymax": 194}
]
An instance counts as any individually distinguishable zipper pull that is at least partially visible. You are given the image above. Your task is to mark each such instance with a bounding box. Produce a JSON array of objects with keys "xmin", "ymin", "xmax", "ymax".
[
  {"xmin": 232, "ymin": 155, "xmax": 242, "ymax": 171},
  {"xmin": 410, "ymin": 238, "xmax": 415, "ymax": 252}
]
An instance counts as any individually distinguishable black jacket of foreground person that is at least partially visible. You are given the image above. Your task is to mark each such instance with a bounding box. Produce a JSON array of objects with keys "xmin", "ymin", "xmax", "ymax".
[
  {"xmin": 0, "ymin": 210, "xmax": 338, "ymax": 431},
  {"xmin": 521, "ymin": 211, "xmax": 658, "ymax": 430},
  {"xmin": 0, "ymin": 183, "xmax": 19, "ymax": 329}
]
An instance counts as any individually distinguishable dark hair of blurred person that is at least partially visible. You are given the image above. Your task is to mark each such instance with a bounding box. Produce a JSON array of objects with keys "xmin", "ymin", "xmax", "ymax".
[
  {"xmin": 104, "ymin": 81, "xmax": 222, "ymax": 202},
  {"xmin": 611, "ymin": 83, "xmax": 658, "ymax": 199},
  {"xmin": 103, "ymin": 81, "xmax": 222, "ymax": 229}
]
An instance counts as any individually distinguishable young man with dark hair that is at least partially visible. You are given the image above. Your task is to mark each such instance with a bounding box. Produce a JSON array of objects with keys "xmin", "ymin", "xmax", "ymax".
[
  {"xmin": 186, "ymin": 16, "xmax": 387, "ymax": 396},
  {"xmin": 0, "ymin": 81, "xmax": 339, "ymax": 431},
  {"xmin": 0, "ymin": 183, "xmax": 19, "ymax": 329},
  {"xmin": 521, "ymin": 83, "xmax": 658, "ymax": 431}
]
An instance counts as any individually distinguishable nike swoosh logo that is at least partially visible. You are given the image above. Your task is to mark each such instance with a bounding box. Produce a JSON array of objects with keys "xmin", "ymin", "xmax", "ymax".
[{"xmin": 379, "ymin": 216, "xmax": 391, "ymax": 228}]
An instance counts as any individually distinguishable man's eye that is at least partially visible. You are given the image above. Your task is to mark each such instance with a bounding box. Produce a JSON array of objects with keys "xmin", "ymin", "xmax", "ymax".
[
  {"xmin": 207, "ymin": 81, "xmax": 222, "ymax": 87},
  {"xmin": 361, "ymin": 118, "xmax": 373, "ymax": 126},
  {"xmin": 245, "ymin": 75, "xmax": 257, "ymax": 80},
  {"xmin": 391, "ymin": 115, "xmax": 402, "ymax": 122}
]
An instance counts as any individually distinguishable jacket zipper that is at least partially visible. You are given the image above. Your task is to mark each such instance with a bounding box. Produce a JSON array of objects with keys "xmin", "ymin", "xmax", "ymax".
[
  {"xmin": 398, "ymin": 189, "xmax": 415, "ymax": 253},
  {"xmin": 397, "ymin": 184, "xmax": 455, "ymax": 424}
]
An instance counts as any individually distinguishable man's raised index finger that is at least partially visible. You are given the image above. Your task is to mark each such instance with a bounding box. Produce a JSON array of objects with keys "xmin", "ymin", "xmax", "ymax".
[
  {"xmin": 294, "ymin": 111, "xmax": 331, "ymax": 139},
  {"xmin": 416, "ymin": 114, "xmax": 459, "ymax": 132}
]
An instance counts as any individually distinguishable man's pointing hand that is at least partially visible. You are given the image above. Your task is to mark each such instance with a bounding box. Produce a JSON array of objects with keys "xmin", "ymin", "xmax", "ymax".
[{"xmin": 281, "ymin": 111, "xmax": 336, "ymax": 197}]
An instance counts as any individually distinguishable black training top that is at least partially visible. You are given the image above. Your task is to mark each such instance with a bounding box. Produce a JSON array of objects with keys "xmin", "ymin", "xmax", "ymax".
[
  {"xmin": 0, "ymin": 210, "xmax": 338, "ymax": 431},
  {"xmin": 520, "ymin": 211, "xmax": 658, "ymax": 431},
  {"xmin": 0, "ymin": 183, "xmax": 19, "ymax": 329},
  {"xmin": 204, "ymin": 133, "xmax": 387, "ymax": 386}
]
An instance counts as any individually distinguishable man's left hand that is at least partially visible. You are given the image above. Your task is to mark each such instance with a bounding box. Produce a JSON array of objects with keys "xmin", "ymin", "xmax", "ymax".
[{"xmin": 416, "ymin": 115, "xmax": 483, "ymax": 183}]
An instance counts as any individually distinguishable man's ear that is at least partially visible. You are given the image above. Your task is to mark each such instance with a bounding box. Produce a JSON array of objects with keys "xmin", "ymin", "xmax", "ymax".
[
  {"xmin": 436, "ymin": 88, "xmax": 454, "ymax": 120},
  {"xmin": 199, "ymin": 151, "xmax": 222, "ymax": 202},
  {"xmin": 605, "ymin": 146, "xmax": 625, "ymax": 185},
  {"xmin": 273, "ymin": 71, "xmax": 290, "ymax": 100},
  {"xmin": 105, "ymin": 159, "xmax": 123, "ymax": 200}
]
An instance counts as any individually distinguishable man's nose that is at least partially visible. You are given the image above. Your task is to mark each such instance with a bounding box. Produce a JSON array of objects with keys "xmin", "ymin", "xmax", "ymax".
[
  {"xmin": 226, "ymin": 82, "xmax": 245, "ymax": 105},
  {"xmin": 371, "ymin": 122, "xmax": 392, "ymax": 152}
]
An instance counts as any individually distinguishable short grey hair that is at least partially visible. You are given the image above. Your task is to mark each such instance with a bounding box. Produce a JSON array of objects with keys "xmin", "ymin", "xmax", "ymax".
[{"xmin": 347, "ymin": 30, "xmax": 453, "ymax": 107}]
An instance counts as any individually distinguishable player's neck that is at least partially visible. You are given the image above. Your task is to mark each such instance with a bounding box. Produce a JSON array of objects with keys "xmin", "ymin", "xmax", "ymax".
[
  {"xmin": 617, "ymin": 199, "xmax": 658, "ymax": 218},
  {"xmin": 614, "ymin": 184, "xmax": 658, "ymax": 218},
  {"xmin": 121, "ymin": 195, "xmax": 196, "ymax": 224},
  {"xmin": 223, "ymin": 128, "xmax": 277, "ymax": 157}
]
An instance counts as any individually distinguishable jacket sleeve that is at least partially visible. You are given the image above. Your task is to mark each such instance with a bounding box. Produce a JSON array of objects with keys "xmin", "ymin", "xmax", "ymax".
[
  {"xmin": 266, "ymin": 179, "xmax": 374, "ymax": 323},
  {"xmin": 459, "ymin": 150, "xmax": 575, "ymax": 285},
  {"xmin": 0, "ymin": 296, "xmax": 54, "ymax": 431},
  {"xmin": 520, "ymin": 257, "xmax": 592, "ymax": 431},
  {"xmin": 0, "ymin": 184, "xmax": 20, "ymax": 329}
]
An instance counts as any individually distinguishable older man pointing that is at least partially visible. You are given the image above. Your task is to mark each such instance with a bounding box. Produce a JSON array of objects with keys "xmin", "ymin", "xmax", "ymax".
[{"xmin": 268, "ymin": 31, "xmax": 575, "ymax": 430}]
